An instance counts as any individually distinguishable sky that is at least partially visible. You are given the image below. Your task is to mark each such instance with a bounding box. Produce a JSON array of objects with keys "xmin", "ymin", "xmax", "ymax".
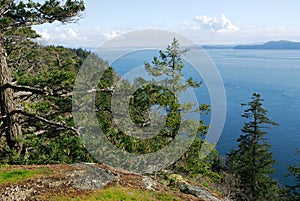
[{"xmin": 33, "ymin": 0, "xmax": 300, "ymax": 47}]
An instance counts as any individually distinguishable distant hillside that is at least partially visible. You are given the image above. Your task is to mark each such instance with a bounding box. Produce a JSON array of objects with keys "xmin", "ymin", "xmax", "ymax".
[{"xmin": 233, "ymin": 40, "xmax": 300, "ymax": 50}]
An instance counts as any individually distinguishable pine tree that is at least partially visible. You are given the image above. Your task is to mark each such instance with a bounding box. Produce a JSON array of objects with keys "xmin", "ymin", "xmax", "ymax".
[
  {"xmin": 96, "ymin": 38, "xmax": 207, "ymax": 155},
  {"xmin": 226, "ymin": 93, "xmax": 279, "ymax": 201},
  {"xmin": 95, "ymin": 38, "xmax": 218, "ymax": 173},
  {"xmin": 0, "ymin": 0, "xmax": 85, "ymax": 152},
  {"xmin": 286, "ymin": 150, "xmax": 300, "ymax": 200},
  {"xmin": 1, "ymin": 45, "xmax": 95, "ymax": 164}
]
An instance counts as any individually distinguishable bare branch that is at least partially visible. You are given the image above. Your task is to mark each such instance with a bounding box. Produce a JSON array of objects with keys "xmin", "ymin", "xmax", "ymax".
[
  {"xmin": 2, "ymin": 82, "xmax": 115, "ymax": 96},
  {"xmin": 0, "ymin": 82, "xmax": 73, "ymax": 97},
  {"xmin": 1, "ymin": 82, "xmax": 47, "ymax": 94},
  {"xmin": 1, "ymin": 109, "xmax": 80, "ymax": 135},
  {"xmin": 0, "ymin": 0, "xmax": 13, "ymax": 16},
  {"xmin": 6, "ymin": 20, "xmax": 50, "ymax": 30}
]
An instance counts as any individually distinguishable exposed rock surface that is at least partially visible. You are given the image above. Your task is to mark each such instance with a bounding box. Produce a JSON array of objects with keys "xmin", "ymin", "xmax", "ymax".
[
  {"xmin": 2, "ymin": 185, "xmax": 34, "ymax": 201},
  {"xmin": 179, "ymin": 182, "xmax": 224, "ymax": 201},
  {"xmin": 0, "ymin": 163, "xmax": 115, "ymax": 201},
  {"xmin": 142, "ymin": 176, "xmax": 162, "ymax": 191},
  {"xmin": 69, "ymin": 163, "xmax": 116, "ymax": 190},
  {"xmin": 0, "ymin": 163, "xmax": 228, "ymax": 201}
]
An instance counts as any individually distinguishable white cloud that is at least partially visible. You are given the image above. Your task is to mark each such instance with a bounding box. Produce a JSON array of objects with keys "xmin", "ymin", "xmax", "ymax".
[
  {"xmin": 102, "ymin": 30, "xmax": 120, "ymax": 40},
  {"xmin": 36, "ymin": 29, "xmax": 50, "ymax": 41},
  {"xmin": 184, "ymin": 14, "xmax": 239, "ymax": 33},
  {"xmin": 35, "ymin": 27, "xmax": 81, "ymax": 45},
  {"xmin": 32, "ymin": 15, "xmax": 300, "ymax": 47},
  {"xmin": 53, "ymin": 27, "xmax": 78, "ymax": 39},
  {"xmin": 67, "ymin": 28, "xmax": 77, "ymax": 38},
  {"xmin": 34, "ymin": 26, "xmax": 95, "ymax": 47},
  {"xmin": 33, "ymin": 14, "xmax": 241, "ymax": 47},
  {"xmin": 179, "ymin": 14, "xmax": 300, "ymax": 44},
  {"xmin": 32, "ymin": 25, "xmax": 128, "ymax": 47}
]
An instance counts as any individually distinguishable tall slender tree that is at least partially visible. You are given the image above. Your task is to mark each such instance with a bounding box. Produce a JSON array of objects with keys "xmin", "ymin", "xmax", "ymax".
[
  {"xmin": 226, "ymin": 93, "xmax": 279, "ymax": 201},
  {"xmin": 95, "ymin": 38, "xmax": 218, "ymax": 175},
  {"xmin": 0, "ymin": 0, "xmax": 84, "ymax": 151}
]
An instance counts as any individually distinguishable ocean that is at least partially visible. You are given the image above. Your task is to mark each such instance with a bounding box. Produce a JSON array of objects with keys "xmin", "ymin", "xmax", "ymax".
[
  {"xmin": 207, "ymin": 49, "xmax": 300, "ymax": 186},
  {"xmin": 92, "ymin": 48, "xmax": 300, "ymax": 186}
]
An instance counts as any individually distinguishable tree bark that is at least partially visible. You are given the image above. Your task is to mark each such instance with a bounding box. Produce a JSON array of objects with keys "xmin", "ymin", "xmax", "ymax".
[{"xmin": 0, "ymin": 41, "xmax": 22, "ymax": 150}]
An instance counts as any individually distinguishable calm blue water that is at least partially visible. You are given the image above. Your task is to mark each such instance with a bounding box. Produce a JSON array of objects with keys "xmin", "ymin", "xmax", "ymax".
[
  {"xmin": 96, "ymin": 48, "xmax": 300, "ymax": 186},
  {"xmin": 206, "ymin": 49, "xmax": 300, "ymax": 186}
]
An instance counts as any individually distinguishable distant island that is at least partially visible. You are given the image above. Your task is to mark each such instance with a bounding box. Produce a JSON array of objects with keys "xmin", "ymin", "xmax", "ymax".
[
  {"xmin": 202, "ymin": 40, "xmax": 300, "ymax": 50},
  {"xmin": 234, "ymin": 40, "xmax": 300, "ymax": 50}
]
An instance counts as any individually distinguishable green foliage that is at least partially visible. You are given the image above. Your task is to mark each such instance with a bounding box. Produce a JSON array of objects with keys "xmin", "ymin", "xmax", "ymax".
[
  {"xmin": 1, "ymin": 44, "xmax": 94, "ymax": 165},
  {"xmin": 175, "ymin": 138, "xmax": 223, "ymax": 183},
  {"xmin": 12, "ymin": 45, "xmax": 80, "ymax": 130},
  {"xmin": 0, "ymin": 0, "xmax": 85, "ymax": 64},
  {"xmin": 1, "ymin": 132, "xmax": 94, "ymax": 165},
  {"xmin": 0, "ymin": 0, "xmax": 86, "ymax": 152},
  {"xmin": 96, "ymin": 39, "xmax": 195, "ymax": 153},
  {"xmin": 1, "ymin": 28, "xmax": 220, "ymax": 193},
  {"xmin": 0, "ymin": 0, "xmax": 84, "ymax": 31},
  {"xmin": 95, "ymin": 38, "xmax": 221, "ymax": 179},
  {"xmin": 284, "ymin": 150, "xmax": 300, "ymax": 200},
  {"xmin": 226, "ymin": 93, "xmax": 280, "ymax": 201}
]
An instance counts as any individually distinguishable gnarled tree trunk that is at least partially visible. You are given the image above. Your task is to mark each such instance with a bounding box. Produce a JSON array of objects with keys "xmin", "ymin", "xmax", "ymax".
[{"xmin": 0, "ymin": 41, "xmax": 22, "ymax": 151}]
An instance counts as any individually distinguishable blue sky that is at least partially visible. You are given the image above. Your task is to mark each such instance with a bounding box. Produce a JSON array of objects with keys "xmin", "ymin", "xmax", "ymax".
[{"xmin": 33, "ymin": 0, "xmax": 300, "ymax": 47}]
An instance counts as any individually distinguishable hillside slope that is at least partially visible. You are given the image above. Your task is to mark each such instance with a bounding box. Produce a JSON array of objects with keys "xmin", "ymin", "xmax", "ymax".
[{"xmin": 0, "ymin": 163, "xmax": 228, "ymax": 201}]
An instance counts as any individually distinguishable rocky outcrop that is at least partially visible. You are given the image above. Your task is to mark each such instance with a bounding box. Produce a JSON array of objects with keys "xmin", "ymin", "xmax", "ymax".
[
  {"xmin": 179, "ymin": 182, "xmax": 225, "ymax": 201},
  {"xmin": 142, "ymin": 176, "xmax": 162, "ymax": 191},
  {"xmin": 2, "ymin": 185, "xmax": 34, "ymax": 201},
  {"xmin": 69, "ymin": 163, "xmax": 116, "ymax": 190},
  {"xmin": 0, "ymin": 163, "xmax": 229, "ymax": 201},
  {"xmin": 1, "ymin": 163, "xmax": 117, "ymax": 201}
]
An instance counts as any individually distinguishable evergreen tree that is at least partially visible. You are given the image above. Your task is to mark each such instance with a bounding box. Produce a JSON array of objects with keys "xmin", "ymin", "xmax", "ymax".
[
  {"xmin": 96, "ymin": 38, "xmax": 219, "ymax": 176},
  {"xmin": 286, "ymin": 149, "xmax": 300, "ymax": 200},
  {"xmin": 226, "ymin": 93, "xmax": 279, "ymax": 201},
  {"xmin": 97, "ymin": 38, "xmax": 205, "ymax": 153},
  {"xmin": 0, "ymin": 43, "xmax": 95, "ymax": 164},
  {"xmin": 0, "ymin": 0, "xmax": 85, "ymax": 152}
]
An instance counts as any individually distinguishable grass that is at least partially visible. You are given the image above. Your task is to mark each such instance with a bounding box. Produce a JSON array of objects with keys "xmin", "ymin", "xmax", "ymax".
[
  {"xmin": 0, "ymin": 167, "xmax": 51, "ymax": 185},
  {"xmin": 49, "ymin": 187, "xmax": 181, "ymax": 201}
]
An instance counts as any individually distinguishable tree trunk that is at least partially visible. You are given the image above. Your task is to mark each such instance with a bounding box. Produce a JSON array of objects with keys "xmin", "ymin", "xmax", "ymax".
[{"xmin": 0, "ymin": 41, "xmax": 22, "ymax": 151}]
